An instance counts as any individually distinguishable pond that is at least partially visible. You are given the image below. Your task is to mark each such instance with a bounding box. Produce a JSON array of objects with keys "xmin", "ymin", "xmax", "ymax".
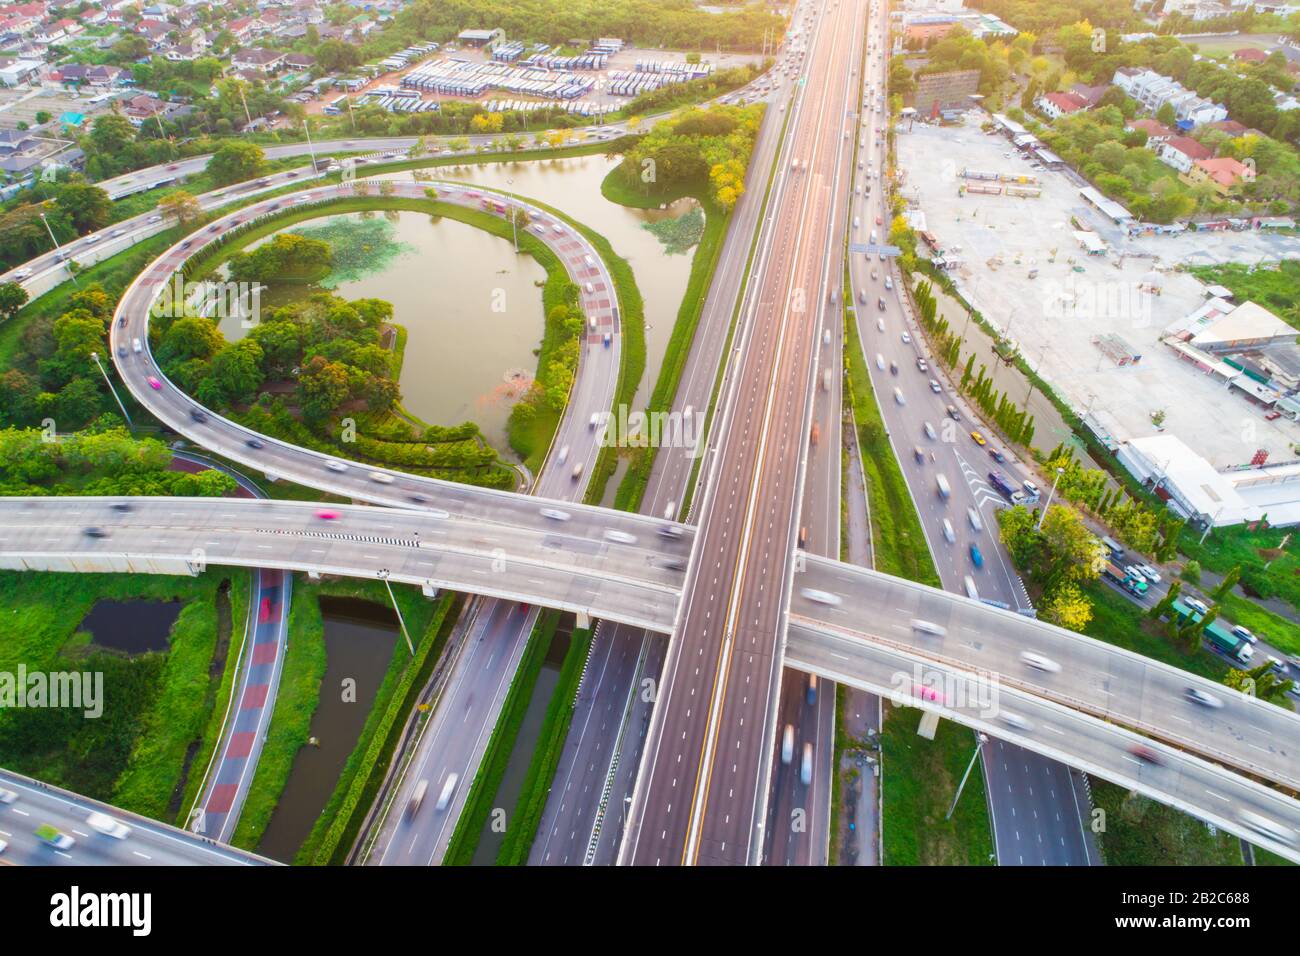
[{"xmin": 76, "ymin": 599, "xmax": 181, "ymax": 655}]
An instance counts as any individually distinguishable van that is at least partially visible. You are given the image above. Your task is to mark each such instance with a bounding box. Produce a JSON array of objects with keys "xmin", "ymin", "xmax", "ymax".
[
  {"xmin": 1100, "ymin": 536, "xmax": 1124, "ymax": 560},
  {"xmin": 589, "ymin": 412, "xmax": 602, "ymax": 430},
  {"xmin": 936, "ymin": 474, "xmax": 951, "ymax": 499},
  {"xmin": 822, "ymin": 368, "xmax": 832, "ymax": 391},
  {"xmin": 435, "ymin": 773, "xmax": 459, "ymax": 811},
  {"xmin": 800, "ymin": 743, "xmax": 813, "ymax": 786},
  {"xmin": 807, "ymin": 675, "xmax": 818, "ymax": 705},
  {"xmin": 781, "ymin": 725, "xmax": 795, "ymax": 764},
  {"xmin": 132, "ymin": 338, "xmax": 142, "ymax": 353},
  {"xmin": 663, "ymin": 500, "xmax": 677, "ymax": 521},
  {"xmin": 408, "ymin": 779, "xmax": 429, "ymax": 815}
]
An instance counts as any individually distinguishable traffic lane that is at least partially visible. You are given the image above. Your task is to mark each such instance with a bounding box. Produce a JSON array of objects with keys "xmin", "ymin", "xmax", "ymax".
[
  {"xmin": 374, "ymin": 600, "xmax": 537, "ymax": 865},
  {"xmin": 0, "ymin": 517, "xmax": 683, "ymax": 635},
  {"xmin": 784, "ymin": 624, "xmax": 1300, "ymax": 862},
  {"xmin": 0, "ymin": 774, "xmax": 264, "ymax": 866},
  {"xmin": 693, "ymin": 0, "xmax": 860, "ymax": 864},
  {"xmin": 0, "ymin": 497, "xmax": 690, "ymax": 594},
  {"xmin": 982, "ymin": 740, "xmax": 1093, "ymax": 865},
  {"xmin": 763, "ymin": 669, "xmax": 834, "ymax": 865},
  {"xmin": 792, "ymin": 558, "xmax": 1300, "ymax": 786}
]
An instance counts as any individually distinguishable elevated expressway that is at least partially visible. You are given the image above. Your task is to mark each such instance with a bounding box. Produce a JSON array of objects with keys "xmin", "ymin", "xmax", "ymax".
[{"xmin": 5, "ymin": 495, "xmax": 1300, "ymax": 859}]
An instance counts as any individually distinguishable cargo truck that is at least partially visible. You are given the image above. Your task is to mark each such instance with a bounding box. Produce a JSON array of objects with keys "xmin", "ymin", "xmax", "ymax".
[
  {"xmin": 1103, "ymin": 561, "xmax": 1147, "ymax": 596},
  {"xmin": 987, "ymin": 470, "xmax": 1027, "ymax": 505},
  {"xmin": 1205, "ymin": 622, "xmax": 1254, "ymax": 665}
]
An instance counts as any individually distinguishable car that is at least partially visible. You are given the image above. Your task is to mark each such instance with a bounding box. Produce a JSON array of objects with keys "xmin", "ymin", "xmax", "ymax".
[
  {"xmin": 0, "ymin": 787, "xmax": 16, "ymax": 804},
  {"xmin": 179, "ymin": 240, "xmax": 192, "ymax": 250},
  {"xmin": 870, "ymin": 268, "xmax": 878, "ymax": 281},
  {"xmin": 556, "ymin": 444, "xmax": 570, "ymax": 465},
  {"xmin": 910, "ymin": 683, "xmax": 948, "ymax": 705},
  {"xmin": 369, "ymin": 472, "xmax": 394, "ymax": 484},
  {"xmin": 894, "ymin": 387, "xmax": 905, "ymax": 406},
  {"xmin": 800, "ymin": 588, "xmax": 842, "ymax": 607},
  {"xmin": 116, "ymin": 345, "xmax": 127, "ymax": 358},
  {"xmin": 900, "ymin": 332, "xmax": 911, "ymax": 344},
  {"xmin": 889, "ymin": 361, "xmax": 898, "ymax": 375},
  {"xmin": 147, "ymin": 215, "xmax": 163, "ymax": 224},
  {"xmin": 87, "ymin": 811, "xmax": 130, "ymax": 839},
  {"xmin": 910, "ymin": 619, "xmax": 947, "ymax": 637},
  {"xmin": 1184, "ymin": 597, "xmax": 1209, "ymax": 615},
  {"xmin": 1231, "ymin": 625, "xmax": 1256, "ymax": 644},
  {"xmin": 12, "ymin": 267, "xmax": 32, "ymax": 280},
  {"xmin": 1129, "ymin": 744, "xmax": 1163, "ymax": 765},
  {"xmin": 875, "ymin": 215, "xmax": 882, "ymax": 226},
  {"xmin": 34, "ymin": 824, "xmax": 74, "ymax": 850},
  {"xmin": 1184, "ymin": 686, "xmax": 1223, "ymax": 708},
  {"xmin": 110, "ymin": 502, "xmax": 132, "ymax": 513},
  {"xmin": 1020, "ymin": 651, "xmax": 1061, "ymax": 673},
  {"xmin": 969, "ymin": 430, "xmax": 986, "ymax": 446},
  {"xmin": 877, "ymin": 297, "xmax": 886, "ymax": 311},
  {"xmin": 941, "ymin": 518, "xmax": 956, "ymax": 543},
  {"xmin": 925, "ymin": 378, "xmax": 940, "ymax": 395},
  {"xmin": 604, "ymin": 529, "xmax": 637, "ymax": 544},
  {"xmin": 916, "ymin": 357, "xmax": 928, "ymax": 373},
  {"xmin": 969, "ymin": 544, "xmax": 983, "ymax": 568},
  {"xmin": 314, "ymin": 510, "xmax": 340, "ymax": 521},
  {"xmin": 884, "ymin": 276, "xmax": 893, "ymax": 291},
  {"xmin": 84, "ymin": 235, "xmax": 100, "ymax": 245},
  {"xmin": 999, "ymin": 712, "xmax": 1034, "ymax": 732},
  {"xmin": 408, "ymin": 493, "xmax": 430, "ymax": 505},
  {"xmin": 946, "ymin": 405, "xmax": 960, "ymax": 421},
  {"xmin": 245, "ymin": 437, "xmax": 265, "ymax": 449},
  {"xmin": 325, "ymin": 460, "xmax": 348, "ymax": 473},
  {"xmin": 1133, "ymin": 564, "xmax": 1162, "ymax": 584},
  {"xmin": 987, "ymin": 447, "xmax": 1006, "ymax": 464},
  {"xmin": 876, "ymin": 318, "xmax": 885, "ymax": 333},
  {"xmin": 876, "ymin": 353, "xmax": 886, "ymax": 370},
  {"xmin": 110, "ymin": 229, "xmax": 126, "ymax": 238},
  {"xmin": 540, "ymin": 507, "xmax": 571, "ymax": 522},
  {"xmin": 1238, "ymin": 809, "xmax": 1297, "ymax": 847},
  {"xmin": 83, "ymin": 525, "xmax": 107, "ymax": 541},
  {"xmin": 146, "ymin": 376, "xmax": 162, "ymax": 390}
]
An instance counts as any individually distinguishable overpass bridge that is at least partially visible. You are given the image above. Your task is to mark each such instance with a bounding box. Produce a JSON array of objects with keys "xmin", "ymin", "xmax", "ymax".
[{"xmin": 3, "ymin": 496, "xmax": 1299, "ymax": 860}]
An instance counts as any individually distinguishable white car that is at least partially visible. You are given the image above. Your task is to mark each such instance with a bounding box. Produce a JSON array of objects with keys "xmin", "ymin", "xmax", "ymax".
[
  {"xmin": 800, "ymin": 588, "xmax": 842, "ymax": 607},
  {"xmin": 1133, "ymin": 563, "xmax": 1161, "ymax": 583},
  {"xmin": 1185, "ymin": 597, "xmax": 1209, "ymax": 615},
  {"xmin": 999, "ymin": 711, "xmax": 1034, "ymax": 732},
  {"xmin": 910, "ymin": 618, "xmax": 946, "ymax": 637},
  {"xmin": 0, "ymin": 787, "xmax": 16, "ymax": 804},
  {"xmin": 1020, "ymin": 651, "xmax": 1061, "ymax": 673},
  {"xmin": 540, "ymin": 508, "xmax": 571, "ymax": 522},
  {"xmin": 1184, "ymin": 687, "xmax": 1223, "ymax": 708},
  {"xmin": 900, "ymin": 332, "xmax": 911, "ymax": 344},
  {"xmin": 941, "ymin": 518, "xmax": 955, "ymax": 544},
  {"xmin": 325, "ymin": 460, "xmax": 348, "ymax": 473},
  {"xmin": 87, "ymin": 812, "xmax": 130, "ymax": 839},
  {"xmin": 368, "ymin": 472, "xmax": 394, "ymax": 484},
  {"xmin": 604, "ymin": 529, "xmax": 637, "ymax": 544},
  {"xmin": 967, "ymin": 507, "xmax": 983, "ymax": 533}
]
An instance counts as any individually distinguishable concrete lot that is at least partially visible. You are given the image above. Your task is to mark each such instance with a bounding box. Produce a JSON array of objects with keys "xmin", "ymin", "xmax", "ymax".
[
  {"xmin": 0, "ymin": 86, "xmax": 111, "ymax": 132},
  {"xmin": 896, "ymin": 113, "xmax": 1300, "ymax": 467}
]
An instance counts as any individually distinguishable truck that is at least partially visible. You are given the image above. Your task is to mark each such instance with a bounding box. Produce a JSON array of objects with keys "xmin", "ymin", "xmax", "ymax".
[
  {"xmin": 1205, "ymin": 622, "xmax": 1254, "ymax": 665},
  {"xmin": 1103, "ymin": 561, "xmax": 1147, "ymax": 596},
  {"xmin": 987, "ymin": 470, "xmax": 1027, "ymax": 505}
]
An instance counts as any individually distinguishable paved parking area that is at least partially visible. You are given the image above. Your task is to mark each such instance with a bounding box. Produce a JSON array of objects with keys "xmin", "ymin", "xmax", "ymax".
[{"xmin": 896, "ymin": 114, "xmax": 1300, "ymax": 467}]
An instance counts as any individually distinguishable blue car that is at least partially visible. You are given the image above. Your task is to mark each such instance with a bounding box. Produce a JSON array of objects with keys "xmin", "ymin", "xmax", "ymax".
[{"xmin": 970, "ymin": 544, "xmax": 984, "ymax": 569}]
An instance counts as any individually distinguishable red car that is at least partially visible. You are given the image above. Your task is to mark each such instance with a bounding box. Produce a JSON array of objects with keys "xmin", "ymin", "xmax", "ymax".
[
  {"xmin": 1265, "ymin": 411, "xmax": 1282, "ymax": 421},
  {"xmin": 1129, "ymin": 744, "xmax": 1163, "ymax": 765},
  {"xmin": 146, "ymin": 376, "xmax": 162, "ymax": 390},
  {"xmin": 911, "ymin": 683, "xmax": 949, "ymax": 706},
  {"xmin": 258, "ymin": 597, "xmax": 273, "ymax": 623},
  {"xmin": 314, "ymin": 509, "xmax": 340, "ymax": 521},
  {"xmin": 875, "ymin": 215, "xmax": 882, "ymax": 225}
]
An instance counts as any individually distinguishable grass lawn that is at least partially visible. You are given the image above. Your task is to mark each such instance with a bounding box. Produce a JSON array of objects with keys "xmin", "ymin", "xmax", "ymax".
[
  {"xmin": 1090, "ymin": 778, "xmax": 1243, "ymax": 866},
  {"xmin": 1080, "ymin": 581, "xmax": 1231, "ymax": 682},
  {"xmin": 880, "ymin": 703, "xmax": 994, "ymax": 865},
  {"xmin": 1217, "ymin": 591, "xmax": 1300, "ymax": 659},
  {"xmin": 0, "ymin": 568, "xmax": 242, "ymax": 821}
]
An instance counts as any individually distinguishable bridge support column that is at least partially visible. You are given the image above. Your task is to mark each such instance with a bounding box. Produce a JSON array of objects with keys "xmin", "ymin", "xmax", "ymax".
[
  {"xmin": 422, "ymin": 584, "xmax": 438, "ymax": 599},
  {"xmin": 184, "ymin": 561, "xmax": 203, "ymax": 577},
  {"xmin": 917, "ymin": 711, "xmax": 939, "ymax": 740},
  {"xmin": 264, "ymin": 472, "xmax": 280, "ymax": 483},
  {"xmin": 308, "ymin": 570, "xmax": 321, "ymax": 581},
  {"xmin": 576, "ymin": 610, "xmax": 591, "ymax": 630}
]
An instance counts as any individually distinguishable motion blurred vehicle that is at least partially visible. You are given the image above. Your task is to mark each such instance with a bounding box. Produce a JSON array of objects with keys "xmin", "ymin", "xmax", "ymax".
[
  {"xmin": 245, "ymin": 437, "xmax": 264, "ymax": 449},
  {"xmin": 83, "ymin": 527, "xmax": 106, "ymax": 538},
  {"xmin": 800, "ymin": 588, "xmax": 842, "ymax": 607},
  {"xmin": 436, "ymin": 773, "xmax": 460, "ymax": 811},
  {"xmin": 1184, "ymin": 687, "xmax": 1223, "ymax": 708},
  {"xmin": 910, "ymin": 619, "xmax": 946, "ymax": 637},
  {"xmin": 540, "ymin": 508, "xmax": 570, "ymax": 522},
  {"xmin": 1129, "ymin": 744, "xmax": 1162, "ymax": 765},
  {"xmin": 314, "ymin": 510, "xmax": 339, "ymax": 521},
  {"xmin": 1020, "ymin": 651, "xmax": 1061, "ymax": 673},
  {"xmin": 34, "ymin": 824, "xmax": 74, "ymax": 849},
  {"xmin": 987, "ymin": 448, "xmax": 1006, "ymax": 464},
  {"xmin": 87, "ymin": 812, "xmax": 130, "ymax": 839},
  {"xmin": 326, "ymin": 460, "xmax": 348, "ymax": 473},
  {"xmin": 146, "ymin": 377, "xmax": 162, "ymax": 390},
  {"xmin": 999, "ymin": 712, "xmax": 1033, "ymax": 732},
  {"xmin": 969, "ymin": 544, "xmax": 983, "ymax": 568},
  {"xmin": 369, "ymin": 472, "xmax": 394, "ymax": 484},
  {"xmin": 604, "ymin": 529, "xmax": 637, "ymax": 544}
]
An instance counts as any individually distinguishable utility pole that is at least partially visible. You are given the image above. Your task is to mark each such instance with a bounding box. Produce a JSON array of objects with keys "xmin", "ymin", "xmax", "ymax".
[
  {"xmin": 378, "ymin": 569, "xmax": 414, "ymax": 655},
  {"xmin": 303, "ymin": 116, "xmax": 319, "ymax": 173},
  {"xmin": 90, "ymin": 352, "xmax": 132, "ymax": 429},
  {"xmin": 946, "ymin": 733, "xmax": 988, "ymax": 821},
  {"xmin": 1036, "ymin": 466, "xmax": 1064, "ymax": 532},
  {"xmin": 39, "ymin": 210, "xmax": 77, "ymax": 288}
]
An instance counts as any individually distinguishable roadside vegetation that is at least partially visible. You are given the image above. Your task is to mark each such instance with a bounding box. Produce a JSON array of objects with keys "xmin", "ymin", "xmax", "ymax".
[
  {"xmin": 1090, "ymin": 778, "xmax": 1244, "ymax": 865},
  {"xmin": 0, "ymin": 567, "xmax": 244, "ymax": 822},
  {"xmin": 1189, "ymin": 261, "xmax": 1300, "ymax": 333}
]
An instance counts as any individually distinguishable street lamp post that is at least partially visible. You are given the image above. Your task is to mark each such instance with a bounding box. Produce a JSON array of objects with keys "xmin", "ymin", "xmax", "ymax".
[
  {"xmin": 39, "ymin": 210, "xmax": 77, "ymax": 288},
  {"xmin": 1198, "ymin": 506, "xmax": 1225, "ymax": 546},
  {"xmin": 506, "ymin": 178, "xmax": 518, "ymax": 253},
  {"xmin": 90, "ymin": 352, "xmax": 132, "ymax": 430},
  {"xmin": 377, "ymin": 569, "xmax": 415, "ymax": 655},
  {"xmin": 946, "ymin": 732, "xmax": 988, "ymax": 821},
  {"xmin": 1036, "ymin": 466, "xmax": 1065, "ymax": 532}
]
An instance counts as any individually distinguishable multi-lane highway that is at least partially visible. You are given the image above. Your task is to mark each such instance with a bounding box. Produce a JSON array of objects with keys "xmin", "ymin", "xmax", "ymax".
[
  {"xmin": 622, "ymin": 0, "xmax": 867, "ymax": 866},
  {"xmin": 0, "ymin": 769, "xmax": 271, "ymax": 866}
]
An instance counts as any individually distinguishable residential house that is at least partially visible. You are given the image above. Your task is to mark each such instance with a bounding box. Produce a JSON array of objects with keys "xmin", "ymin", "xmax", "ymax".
[
  {"xmin": 1036, "ymin": 90, "xmax": 1089, "ymax": 120},
  {"xmin": 1112, "ymin": 67, "xmax": 1229, "ymax": 127},
  {"xmin": 1158, "ymin": 135, "xmax": 1214, "ymax": 173},
  {"xmin": 1128, "ymin": 117, "xmax": 1176, "ymax": 144},
  {"xmin": 230, "ymin": 46, "xmax": 284, "ymax": 73},
  {"xmin": 1181, "ymin": 156, "xmax": 1252, "ymax": 195},
  {"xmin": 0, "ymin": 54, "xmax": 39, "ymax": 86}
]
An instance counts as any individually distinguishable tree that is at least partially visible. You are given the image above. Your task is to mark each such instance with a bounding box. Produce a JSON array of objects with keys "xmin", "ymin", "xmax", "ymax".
[
  {"xmin": 1212, "ymin": 564, "xmax": 1241, "ymax": 600},
  {"xmin": 1149, "ymin": 579, "xmax": 1182, "ymax": 620},
  {"xmin": 206, "ymin": 141, "xmax": 268, "ymax": 186},
  {"xmin": 1224, "ymin": 663, "xmax": 1293, "ymax": 703},
  {"xmin": 205, "ymin": 339, "xmax": 264, "ymax": 404},
  {"xmin": 1039, "ymin": 505, "xmax": 1104, "ymax": 585},
  {"xmin": 158, "ymin": 190, "xmax": 202, "ymax": 226},
  {"xmin": 1040, "ymin": 582, "xmax": 1093, "ymax": 632},
  {"xmin": 298, "ymin": 355, "xmax": 351, "ymax": 420},
  {"xmin": 52, "ymin": 182, "xmax": 111, "ymax": 232},
  {"xmin": 159, "ymin": 315, "xmax": 222, "ymax": 364},
  {"xmin": 1155, "ymin": 102, "xmax": 1177, "ymax": 127},
  {"xmin": 1181, "ymin": 559, "xmax": 1202, "ymax": 584},
  {"xmin": 0, "ymin": 282, "xmax": 28, "ymax": 322}
]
